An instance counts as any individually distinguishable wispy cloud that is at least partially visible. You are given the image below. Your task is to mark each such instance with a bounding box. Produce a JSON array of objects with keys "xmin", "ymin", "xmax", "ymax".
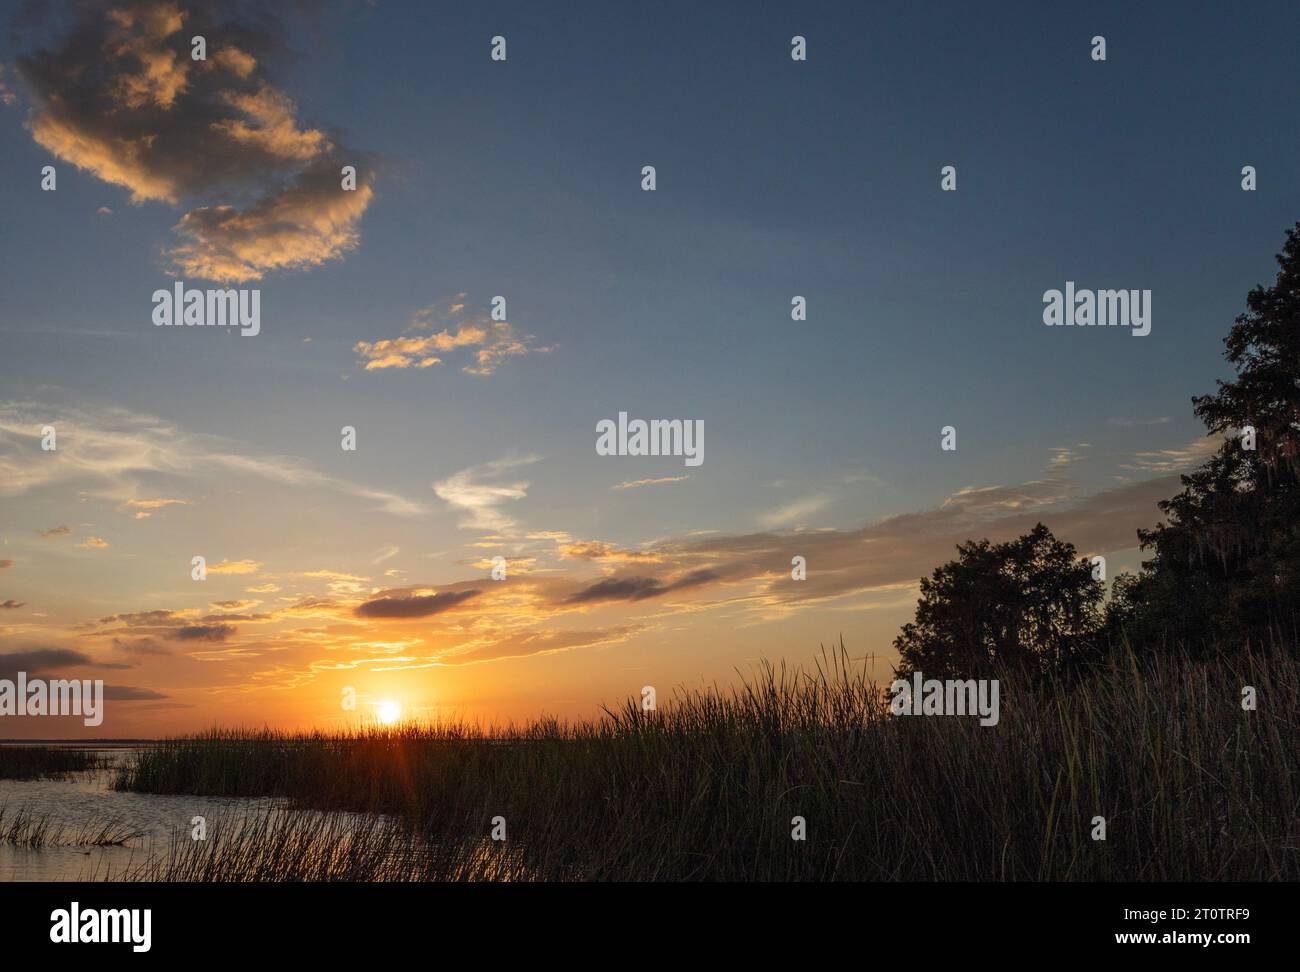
[
  {"xmin": 207, "ymin": 559, "xmax": 261, "ymax": 576},
  {"xmin": 0, "ymin": 402, "xmax": 425, "ymax": 516},
  {"xmin": 355, "ymin": 299, "xmax": 551, "ymax": 376},
  {"xmin": 941, "ymin": 478, "xmax": 1076, "ymax": 514},
  {"xmin": 612, "ymin": 475, "xmax": 689, "ymax": 490},
  {"xmin": 0, "ymin": 63, "xmax": 16, "ymax": 107},
  {"xmin": 370, "ymin": 545, "xmax": 400, "ymax": 566},
  {"xmin": 559, "ymin": 540, "xmax": 662, "ymax": 563},
  {"xmin": 759, "ymin": 494, "xmax": 830, "ymax": 528},
  {"xmin": 1047, "ymin": 445, "xmax": 1089, "ymax": 470},
  {"xmin": 1108, "ymin": 416, "xmax": 1173, "ymax": 427},
  {"xmin": 121, "ymin": 497, "xmax": 191, "ymax": 519},
  {"xmin": 1121, "ymin": 435, "xmax": 1221, "ymax": 474},
  {"xmin": 433, "ymin": 455, "xmax": 539, "ymax": 532}
]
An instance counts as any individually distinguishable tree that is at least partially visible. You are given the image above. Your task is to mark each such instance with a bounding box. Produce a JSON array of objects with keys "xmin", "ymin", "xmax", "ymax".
[
  {"xmin": 894, "ymin": 523, "xmax": 1104, "ymax": 678},
  {"xmin": 1112, "ymin": 222, "xmax": 1300, "ymax": 652}
]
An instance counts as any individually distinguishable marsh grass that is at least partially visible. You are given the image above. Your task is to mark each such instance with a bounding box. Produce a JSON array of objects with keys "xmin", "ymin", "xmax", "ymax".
[
  {"xmin": 0, "ymin": 745, "xmax": 107, "ymax": 780},
  {"xmin": 115, "ymin": 806, "xmax": 531, "ymax": 882},
  {"xmin": 114, "ymin": 645, "xmax": 1299, "ymax": 880},
  {"xmin": 0, "ymin": 805, "xmax": 143, "ymax": 847}
]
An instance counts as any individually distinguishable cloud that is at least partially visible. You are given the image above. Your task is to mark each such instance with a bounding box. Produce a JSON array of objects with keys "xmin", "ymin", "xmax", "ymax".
[
  {"xmin": 370, "ymin": 545, "xmax": 400, "ymax": 566},
  {"xmin": 9, "ymin": 464, "xmax": 1182, "ymax": 711},
  {"xmin": 612, "ymin": 475, "xmax": 689, "ymax": 490},
  {"xmin": 759, "ymin": 494, "xmax": 830, "ymax": 528},
  {"xmin": 110, "ymin": 636, "xmax": 171, "ymax": 657},
  {"xmin": 206, "ymin": 559, "xmax": 261, "ymax": 575},
  {"xmin": 1108, "ymin": 416, "xmax": 1173, "ymax": 427},
  {"xmin": 10, "ymin": 458, "xmax": 1190, "ymax": 697},
  {"xmin": 99, "ymin": 609, "xmax": 179, "ymax": 627},
  {"xmin": 0, "ymin": 63, "xmax": 16, "ymax": 107},
  {"xmin": 0, "ymin": 648, "xmax": 131, "ymax": 677},
  {"xmin": 355, "ymin": 589, "xmax": 481, "ymax": 619},
  {"xmin": 1, "ymin": 600, "xmax": 25, "ymax": 610},
  {"xmin": 564, "ymin": 569, "xmax": 719, "ymax": 605},
  {"xmin": 355, "ymin": 301, "xmax": 551, "ymax": 376},
  {"xmin": 0, "ymin": 560, "xmax": 13, "ymax": 569},
  {"xmin": 558, "ymin": 540, "xmax": 662, "ymax": 563},
  {"xmin": 77, "ymin": 536, "xmax": 110, "ymax": 549},
  {"xmin": 941, "ymin": 478, "xmax": 1076, "ymax": 515},
  {"xmin": 433, "ymin": 455, "xmax": 539, "ymax": 532},
  {"xmin": 38, "ymin": 525, "xmax": 71, "ymax": 539},
  {"xmin": 169, "ymin": 167, "xmax": 374, "ymax": 282},
  {"xmin": 14, "ymin": 0, "xmax": 374, "ymax": 282},
  {"xmin": 121, "ymin": 497, "xmax": 190, "ymax": 519},
  {"xmin": 1047, "ymin": 446, "xmax": 1089, "ymax": 470},
  {"xmin": 0, "ymin": 401, "xmax": 425, "ymax": 516},
  {"xmin": 174, "ymin": 623, "xmax": 235, "ymax": 641},
  {"xmin": 1121, "ymin": 435, "xmax": 1222, "ymax": 474},
  {"xmin": 430, "ymin": 625, "xmax": 643, "ymax": 666},
  {"xmin": 102, "ymin": 685, "xmax": 168, "ymax": 701}
]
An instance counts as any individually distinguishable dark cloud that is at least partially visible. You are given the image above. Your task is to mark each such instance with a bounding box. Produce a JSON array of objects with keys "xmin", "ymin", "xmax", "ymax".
[
  {"xmin": 111, "ymin": 636, "xmax": 172, "ymax": 656},
  {"xmin": 14, "ymin": 0, "xmax": 375, "ymax": 282},
  {"xmin": 647, "ymin": 475, "xmax": 1180, "ymax": 609},
  {"xmin": 564, "ymin": 569, "xmax": 720, "ymax": 605},
  {"xmin": 0, "ymin": 600, "xmax": 25, "ymax": 609},
  {"xmin": 0, "ymin": 560, "xmax": 14, "ymax": 569},
  {"xmin": 0, "ymin": 648, "xmax": 91, "ymax": 675},
  {"xmin": 355, "ymin": 589, "xmax": 481, "ymax": 619},
  {"xmin": 174, "ymin": 622, "xmax": 236, "ymax": 641},
  {"xmin": 103, "ymin": 684, "xmax": 168, "ymax": 701},
  {"xmin": 0, "ymin": 648, "xmax": 132, "ymax": 677},
  {"xmin": 37, "ymin": 525, "xmax": 70, "ymax": 538},
  {"xmin": 99, "ymin": 609, "xmax": 178, "ymax": 626}
]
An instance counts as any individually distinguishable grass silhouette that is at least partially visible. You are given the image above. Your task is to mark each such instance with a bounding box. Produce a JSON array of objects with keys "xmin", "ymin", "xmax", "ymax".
[{"xmin": 113, "ymin": 643, "xmax": 1298, "ymax": 881}]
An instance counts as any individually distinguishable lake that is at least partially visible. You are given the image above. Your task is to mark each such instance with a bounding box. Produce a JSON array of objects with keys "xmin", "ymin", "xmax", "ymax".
[{"xmin": 0, "ymin": 746, "xmax": 284, "ymax": 881}]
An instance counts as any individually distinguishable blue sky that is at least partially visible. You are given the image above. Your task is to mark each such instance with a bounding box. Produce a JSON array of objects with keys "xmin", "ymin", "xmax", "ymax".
[{"xmin": 0, "ymin": 0, "xmax": 1297, "ymax": 734}]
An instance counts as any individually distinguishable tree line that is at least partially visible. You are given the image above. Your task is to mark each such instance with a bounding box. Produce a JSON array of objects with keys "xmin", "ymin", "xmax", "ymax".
[{"xmin": 896, "ymin": 223, "xmax": 1300, "ymax": 678}]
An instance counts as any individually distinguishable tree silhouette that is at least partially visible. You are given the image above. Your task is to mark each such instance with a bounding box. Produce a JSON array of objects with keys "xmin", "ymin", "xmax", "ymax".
[
  {"xmin": 893, "ymin": 224, "xmax": 1300, "ymax": 674},
  {"xmin": 894, "ymin": 523, "xmax": 1103, "ymax": 678},
  {"xmin": 1111, "ymin": 222, "xmax": 1300, "ymax": 652}
]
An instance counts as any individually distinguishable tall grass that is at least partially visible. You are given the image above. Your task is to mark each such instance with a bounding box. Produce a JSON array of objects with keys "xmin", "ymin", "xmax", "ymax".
[
  {"xmin": 0, "ymin": 806, "xmax": 143, "ymax": 847},
  {"xmin": 0, "ymin": 745, "xmax": 107, "ymax": 779},
  {"xmin": 115, "ymin": 645, "xmax": 1299, "ymax": 880},
  {"xmin": 113, "ymin": 806, "xmax": 530, "ymax": 882}
]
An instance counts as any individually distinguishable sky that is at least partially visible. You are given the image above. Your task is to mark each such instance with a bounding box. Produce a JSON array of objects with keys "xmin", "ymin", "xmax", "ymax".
[{"xmin": 1, "ymin": 0, "xmax": 1298, "ymax": 737}]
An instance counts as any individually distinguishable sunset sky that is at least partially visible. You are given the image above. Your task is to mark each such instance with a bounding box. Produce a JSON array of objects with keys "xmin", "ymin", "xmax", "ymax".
[{"xmin": 1, "ymin": 0, "xmax": 1298, "ymax": 736}]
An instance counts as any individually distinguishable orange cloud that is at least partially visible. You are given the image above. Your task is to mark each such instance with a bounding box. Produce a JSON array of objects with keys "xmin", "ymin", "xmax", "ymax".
[
  {"xmin": 355, "ymin": 301, "xmax": 551, "ymax": 375},
  {"xmin": 16, "ymin": 0, "xmax": 375, "ymax": 281},
  {"xmin": 207, "ymin": 559, "xmax": 261, "ymax": 575}
]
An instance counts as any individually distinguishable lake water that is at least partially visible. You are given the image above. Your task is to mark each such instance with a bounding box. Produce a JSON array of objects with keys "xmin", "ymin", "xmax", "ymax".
[{"xmin": 0, "ymin": 747, "xmax": 281, "ymax": 881}]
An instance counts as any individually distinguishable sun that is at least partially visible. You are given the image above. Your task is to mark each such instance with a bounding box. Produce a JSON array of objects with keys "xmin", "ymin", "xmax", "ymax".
[{"xmin": 376, "ymin": 700, "xmax": 401, "ymax": 725}]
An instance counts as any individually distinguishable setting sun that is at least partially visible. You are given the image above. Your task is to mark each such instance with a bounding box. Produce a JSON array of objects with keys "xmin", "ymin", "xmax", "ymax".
[{"xmin": 376, "ymin": 700, "xmax": 401, "ymax": 725}]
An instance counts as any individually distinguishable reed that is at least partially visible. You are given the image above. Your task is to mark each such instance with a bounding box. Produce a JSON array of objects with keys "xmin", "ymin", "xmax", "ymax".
[{"xmin": 113, "ymin": 644, "xmax": 1299, "ymax": 880}]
